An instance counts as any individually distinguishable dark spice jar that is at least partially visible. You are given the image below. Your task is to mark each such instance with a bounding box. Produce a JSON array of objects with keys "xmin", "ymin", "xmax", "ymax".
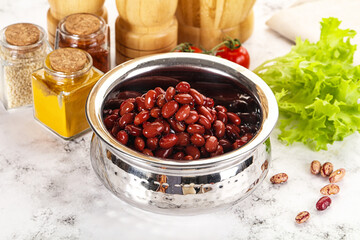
[{"xmin": 55, "ymin": 13, "xmax": 110, "ymax": 73}]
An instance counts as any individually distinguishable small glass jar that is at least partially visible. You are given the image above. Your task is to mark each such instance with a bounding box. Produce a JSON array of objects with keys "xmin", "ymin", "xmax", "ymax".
[
  {"xmin": 0, "ymin": 23, "xmax": 48, "ymax": 110},
  {"xmin": 55, "ymin": 13, "xmax": 110, "ymax": 73},
  {"xmin": 31, "ymin": 48, "xmax": 103, "ymax": 139}
]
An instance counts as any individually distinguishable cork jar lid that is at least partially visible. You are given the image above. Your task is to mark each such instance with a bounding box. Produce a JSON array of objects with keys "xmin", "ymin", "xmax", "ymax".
[
  {"xmin": 49, "ymin": 48, "xmax": 87, "ymax": 72},
  {"xmin": 5, "ymin": 23, "xmax": 40, "ymax": 46},
  {"xmin": 64, "ymin": 13, "xmax": 101, "ymax": 35}
]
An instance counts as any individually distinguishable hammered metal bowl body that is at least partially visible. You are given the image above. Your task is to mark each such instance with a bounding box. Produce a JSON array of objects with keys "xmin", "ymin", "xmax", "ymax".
[{"xmin": 86, "ymin": 53, "xmax": 278, "ymax": 215}]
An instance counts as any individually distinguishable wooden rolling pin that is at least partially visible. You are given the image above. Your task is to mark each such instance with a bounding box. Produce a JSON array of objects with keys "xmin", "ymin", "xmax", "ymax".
[{"xmin": 176, "ymin": 0, "xmax": 256, "ymax": 49}]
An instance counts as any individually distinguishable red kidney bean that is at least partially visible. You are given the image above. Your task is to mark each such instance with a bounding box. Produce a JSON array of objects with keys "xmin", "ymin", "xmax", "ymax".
[
  {"xmin": 213, "ymin": 120, "xmax": 225, "ymax": 138},
  {"xmin": 190, "ymin": 133, "xmax": 205, "ymax": 147},
  {"xmin": 116, "ymin": 130, "xmax": 129, "ymax": 145},
  {"xmin": 216, "ymin": 111, "xmax": 228, "ymax": 124},
  {"xmin": 187, "ymin": 124, "xmax": 205, "ymax": 135},
  {"xmin": 165, "ymin": 86, "xmax": 176, "ymax": 101},
  {"xmin": 197, "ymin": 106, "xmax": 214, "ymax": 122},
  {"xmin": 150, "ymin": 107, "xmax": 161, "ymax": 118},
  {"xmin": 210, "ymin": 108, "xmax": 217, "ymax": 121},
  {"xmin": 198, "ymin": 115, "xmax": 212, "ymax": 129},
  {"xmin": 156, "ymin": 94, "xmax": 166, "ymax": 108},
  {"xmin": 154, "ymin": 87, "xmax": 165, "ymax": 96},
  {"xmin": 210, "ymin": 145, "xmax": 224, "ymax": 157},
  {"xmin": 161, "ymin": 100, "xmax": 179, "ymax": 118},
  {"xmin": 120, "ymin": 101, "xmax": 134, "ymax": 116},
  {"xmin": 200, "ymin": 146, "xmax": 209, "ymax": 158},
  {"xmin": 112, "ymin": 109, "xmax": 119, "ymax": 116},
  {"xmin": 134, "ymin": 110, "xmax": 150, "ymax": 125},
  {"xmin": 104, "ymin": 114, "xmax": 118, "ymax": 129},
  {"xmin": 189, "ymin": 88, "xmax": 204, "ymax": 106},
  {"xmin": 205, "ymin": 136, "xmax": 218, "ymax": 153},
  {"xmin": 146, "ymin": 137, "xmax": 159, "ymax": 150},
  {"xmin": 227, "ymin": 112, "xmax": 241, "ymax": 125},
  {"xmin": 111, "ymin": 123, "xmax": 120, "ymax": 136},
  {"xmin": 134, "ymin": 136, "xmax": 145, "ymax": 151},
  {"xmin": 125, "ymin": 124, "xmax": 142, "ymax": 136},
  {"xmin": 215, "ymin": 105, "xmax": 227, "ymax": 113},
  {"xmin": 228, "ymin": 123, "xmax": 240, "ymax": 134},
  {"xmin": 154, "ymin": 118, "xmax": 171, "ymax": 135},
  {"xmin": 316, "ymin": 196, "xmax": 332, "ymax": 211},
  {"xmin": 185, "ymin": 145, "xmax": 200, "ymax": 160},
  {"xmin": 118, "ymin": 113, "xmax": 135, "ymax": 128},
  {"xmin": 184, "ymin": 110, "xmax": 199, "ymax": 124},
  {"xmin": 120, "ymin": 98, "xmax": 135, "ymax": 108},
  {"xmin": 176, "ymin": 132, "xmax": 190, "ymax": 146},
  {"xmin": 238, "ymin": 133, "xmax": 253, "ymax": 146},
  {"xmin": 167, "ymin": 118, "xmax": 185, "ymax": 132},
  {"xmin": 135, "ymin": 97, "xmax": 146, "ymax": 112},
  {"xmin": 176, "ymin": 81, "xmax": 190, "ymax": 93},
  {"xmin": 144, "ymin": 90, "xmax": 157, "ymax": 109},
  {"xmin": 155, "ymin": 147, "xmax": 173, "ymax": 158},
  {"xmin": 226, "ymin": 124, "xmax": 240, "ymax": 141},
  {"xmin": 174, "ymin": 94, "xmax": 193, "ymax": 104},
  {"xmin": 173, "ymin": 151, "xmax": 185, "ymax": 160},
  {"xmin": 175, "ymin": 104, "xmax": 191, "ymax": 121},
  {"xmin": 219, "ymin": 139, "xmax": 232, "ymax": 151},
  {"xmin": 184, "ymin": 155, "xmax": 193, "ymax": 160},
  {"xmin": 204, "ymin": 97, "xmax": 214, "ymax": 108},
  {"xmin": 142, "ymin": 122, "xmax": 164, "ymax": 138},
  {"xmin": 142, "ymin": 149, "xmax": 153, "ymax": 156},
  {"xmin": 159, "ymin": 134, "xmax": 178, "ymax": 149}
]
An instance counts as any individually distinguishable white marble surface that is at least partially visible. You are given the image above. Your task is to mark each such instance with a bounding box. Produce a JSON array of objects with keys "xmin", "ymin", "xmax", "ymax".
[{"xmin": 1, "ymin": 0, "xmax": 360, "ymax": 239}]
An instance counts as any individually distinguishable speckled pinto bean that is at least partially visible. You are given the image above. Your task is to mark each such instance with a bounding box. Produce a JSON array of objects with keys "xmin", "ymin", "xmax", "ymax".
[
  {"xmin": 102, "ymin": 81, "xmax": 261, "ymax": 160},
  {"xmin": 320, "ymin": 184, "xmax": 340, "ymax": 195},
  {"xmin": 310, "ymin": 160, "xmax": 321, "ymax": 175},
  {"xmin": 270, "ymin": 173, "xmax": 288, "ymax": 184},
  {"xmin": 295, "ymin": 211, "xmax": 310, "ymax": 224},
  {"xmin": 329, "ymin": 168, "xmax": 346, "ymax": 183},
  {"xmin": 320, "ymin": 162, "xmax": 333, "ymax": 177}
]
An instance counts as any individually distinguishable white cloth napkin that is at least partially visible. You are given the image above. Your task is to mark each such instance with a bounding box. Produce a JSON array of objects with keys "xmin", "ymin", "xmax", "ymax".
[{"xmin": 266, "ymin": 0, "xmax": 360, "ymax": 64}]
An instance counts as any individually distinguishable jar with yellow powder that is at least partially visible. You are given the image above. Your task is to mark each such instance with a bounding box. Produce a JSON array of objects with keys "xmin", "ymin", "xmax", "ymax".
[{"xmin": 31, "ymin": 48, "xmax": 103, "ymax": 139}]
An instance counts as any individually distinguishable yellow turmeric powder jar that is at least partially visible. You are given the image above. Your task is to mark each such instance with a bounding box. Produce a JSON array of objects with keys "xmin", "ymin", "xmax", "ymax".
[{"xmin": 31, "ymin": 48, "xmax": 103, "ymax": 139}]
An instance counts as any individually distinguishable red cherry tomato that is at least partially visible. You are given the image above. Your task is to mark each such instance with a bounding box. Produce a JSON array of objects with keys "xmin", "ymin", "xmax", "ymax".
[
  {"xmin": 172, "ymin": 43, "xmax": 203, "ymax": 53},
  {"xmin": 213, "ymin": 39, "xmax": 250, "ymax": 68}
]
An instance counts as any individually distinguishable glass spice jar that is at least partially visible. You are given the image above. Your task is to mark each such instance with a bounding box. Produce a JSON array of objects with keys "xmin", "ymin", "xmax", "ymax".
[
  {"xmin": 31, "ymin": 48, "xmax": 103, "ymax": 139},
  {"xmin": 55, "ymin": 13, "xmax": 110, "ymax": 73},
  {"xmin": 0, "ymin": 23, "xmax": 48, "ymax": 110}
]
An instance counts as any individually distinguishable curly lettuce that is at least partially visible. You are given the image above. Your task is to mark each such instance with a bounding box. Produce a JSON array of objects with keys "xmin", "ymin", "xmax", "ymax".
[{"xmin": 254, "ymin": 17, "xmax": 360, "ymax": 151}]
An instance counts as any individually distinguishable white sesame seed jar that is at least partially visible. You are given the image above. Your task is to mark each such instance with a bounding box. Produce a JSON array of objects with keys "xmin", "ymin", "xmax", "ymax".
[{"xmin": 0, "ymin": 23, "xmax": 49, "ymax": 110}]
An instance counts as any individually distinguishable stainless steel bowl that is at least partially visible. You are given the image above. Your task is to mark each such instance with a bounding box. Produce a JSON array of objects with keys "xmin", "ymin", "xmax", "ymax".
[{"xmin": 86, "ymin": 53, "xmax": 278, "ymax": 215}]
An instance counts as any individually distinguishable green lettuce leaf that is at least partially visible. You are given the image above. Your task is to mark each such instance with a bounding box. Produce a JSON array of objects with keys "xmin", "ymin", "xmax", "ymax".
[{"xmin": 254, "ymin": 17, "xmax": 360, "ymax": 151}]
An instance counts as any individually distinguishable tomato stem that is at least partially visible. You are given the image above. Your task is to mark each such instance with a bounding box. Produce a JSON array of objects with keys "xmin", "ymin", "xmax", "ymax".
[
  {"xmin": 171, "ymin": 42, "xmax": 196, "ymax": 52},
  {"xmin": 210, "ymin": 38, "xmax": 242, "ymax": 55}
]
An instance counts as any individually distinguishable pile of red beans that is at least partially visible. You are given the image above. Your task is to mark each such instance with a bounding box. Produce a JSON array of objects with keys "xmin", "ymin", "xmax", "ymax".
[{"xmin": 102, "ymin": 81, "xmax": 258, "ymax": 160}]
